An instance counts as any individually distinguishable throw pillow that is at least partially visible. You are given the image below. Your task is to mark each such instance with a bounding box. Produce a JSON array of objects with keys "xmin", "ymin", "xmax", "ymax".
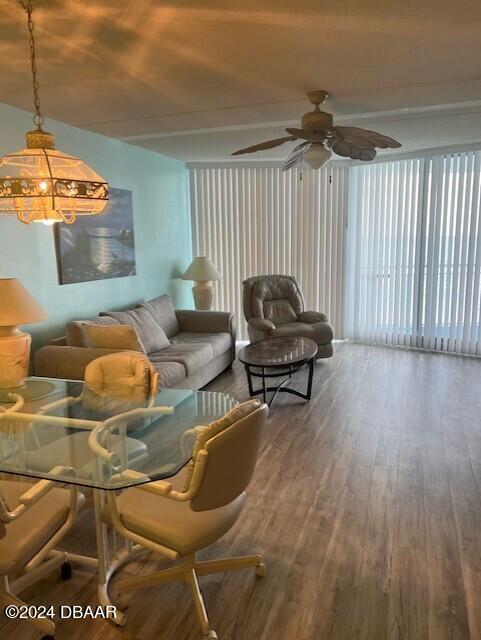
[
  {"xmin": 100, "ymin": 307, "xmax": 170, "ymax": 354},
  {"xmin": 139, "ymin": 294, "xmax": 180, "ymax": 338},
  {"xmin": 81, "ymin": 324, "xmax": 144, "ymax": 353},
  {"xmin": 66, "ymin": 316, "xmax": 120, "ymax": 347}
]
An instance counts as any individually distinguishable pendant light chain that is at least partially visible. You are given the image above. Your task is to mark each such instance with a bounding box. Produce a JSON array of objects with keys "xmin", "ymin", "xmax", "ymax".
[{"xmin": 19, "ymin": 0, "xmax": 44, "ymax": 129}]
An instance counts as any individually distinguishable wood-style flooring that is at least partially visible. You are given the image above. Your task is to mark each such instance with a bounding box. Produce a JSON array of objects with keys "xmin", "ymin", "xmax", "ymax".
[{"xmin": 2, "ymin": 342, "xmax": 481, "ymax": 640}]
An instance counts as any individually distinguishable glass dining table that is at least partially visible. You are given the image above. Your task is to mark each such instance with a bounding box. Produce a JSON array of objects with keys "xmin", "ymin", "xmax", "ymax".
[{"xmin": 0, "ymin": 376, "xmax": 237, "ymax": 625}]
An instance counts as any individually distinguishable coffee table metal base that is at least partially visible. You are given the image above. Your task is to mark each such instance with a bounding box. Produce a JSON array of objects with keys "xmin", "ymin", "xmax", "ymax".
[{"xmin": 244, "ymin": 359, "xmax": 314, "ymax": 407}]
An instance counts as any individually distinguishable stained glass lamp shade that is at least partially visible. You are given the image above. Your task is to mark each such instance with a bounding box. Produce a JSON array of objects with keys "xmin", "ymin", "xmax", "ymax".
[
  {"xmin": 0, "ymin": 1, "xmax": 108, "ymax": 225},
  {"xmin": 0, "ymin": 129, "xmax": 109, "ymax": 225}
]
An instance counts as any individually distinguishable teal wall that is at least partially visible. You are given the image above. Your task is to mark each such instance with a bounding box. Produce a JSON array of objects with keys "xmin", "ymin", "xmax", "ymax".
[{"xmin": 0, "ymin": 103, "xmax": 193, "ymax": 348}]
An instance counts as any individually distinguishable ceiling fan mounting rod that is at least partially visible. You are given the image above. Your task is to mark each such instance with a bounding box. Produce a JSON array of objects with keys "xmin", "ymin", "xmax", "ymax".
[{"xmin": 307, "ymin": 90, "xmax": 329, "ymax": 110}]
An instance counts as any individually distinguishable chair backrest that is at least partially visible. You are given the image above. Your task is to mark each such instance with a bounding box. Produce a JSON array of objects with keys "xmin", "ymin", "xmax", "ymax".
[
  {"xmin": 83, "ymin": 352, "xmax": 159, "ymax": 409},
  {"xmin": 243, "ymin": 275, "xmax": 305, "ymax": 326},
  {"xmin": 189, "ymin": 400, "xmax": 268, "ymax": 512}
]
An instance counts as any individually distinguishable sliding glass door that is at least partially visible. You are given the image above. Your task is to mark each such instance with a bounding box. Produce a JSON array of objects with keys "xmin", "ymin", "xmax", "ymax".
[{"xmin": 346, "ymin": 151, "xmax": 481, "ymax": 356}]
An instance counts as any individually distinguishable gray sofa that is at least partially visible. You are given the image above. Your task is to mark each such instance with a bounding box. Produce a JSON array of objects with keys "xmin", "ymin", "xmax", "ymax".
[
  {"xmin": 243, "ymin": 274, "xmax": 333, "ymax": 358},
  {"xmin": 34, "ymin": 294, "xmax": 236, "ymax": 389}
]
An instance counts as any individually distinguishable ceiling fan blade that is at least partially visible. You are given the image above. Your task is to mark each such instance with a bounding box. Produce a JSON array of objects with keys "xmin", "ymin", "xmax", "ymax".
[
  {"xmin": 333, "ymin": 126, "xmax": 401, "ymax": 149},
  {"xmin": 331, "ymin": 140, "xmax": 377, "ymax": 161},
  {"xmin": 330, "ymin": 140, "xmax": 353, "ymax": 158},
  {"xmin": 232, "ymin": 136, "xmax": 296, "ymax": 156},
  {"xmin": 285, "ymin": 128, "xmax": 326, "ymax": 142},
  {"xmin": 358, "ymin": 148, "xmax": 377, "ymax": 161},
  {"xmin": 282, "ymin": 142, "xmax": 310, "ymax": 171}
]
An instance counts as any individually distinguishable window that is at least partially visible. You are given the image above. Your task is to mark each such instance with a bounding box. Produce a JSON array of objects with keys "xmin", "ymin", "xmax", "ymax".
[{"xmin": 346, "ymin": 152, "xmax": 481, "ymax": 355}]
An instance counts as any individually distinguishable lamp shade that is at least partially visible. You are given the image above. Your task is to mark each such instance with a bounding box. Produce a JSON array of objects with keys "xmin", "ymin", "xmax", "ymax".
[
  {"xmin": 303, "ymin": 143, "xmax": 331, "ymax": 170},
  {"xmin": 0, "ymin": 130, "xmax": 109, "ymax": 225},
  {"xmin": 182, "ymin": 257, "xmax": 221, "ymax": 281},
  {"xmin": 0, "ymin": 278, "xmax": 47, "ymax": 326}
]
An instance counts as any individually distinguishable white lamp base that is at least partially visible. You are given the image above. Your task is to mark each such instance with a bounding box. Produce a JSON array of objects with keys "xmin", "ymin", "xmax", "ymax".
[
  {"xmin": 192, "ymin": 282, "xmax": 214, "ymax": 310},
  {"xmin": 0, "ymin": 327, "xmax": 31, "ymax": 389}
]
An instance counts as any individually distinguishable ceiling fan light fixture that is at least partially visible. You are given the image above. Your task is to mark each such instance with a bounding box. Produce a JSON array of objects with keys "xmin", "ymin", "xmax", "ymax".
[
  {"xmin": 0, "ymin": 1, "xmax": 108, "ymax": 225},
  {"xmin": 303, "ymin": 144, "xmax": 331, "ymax": 170}
]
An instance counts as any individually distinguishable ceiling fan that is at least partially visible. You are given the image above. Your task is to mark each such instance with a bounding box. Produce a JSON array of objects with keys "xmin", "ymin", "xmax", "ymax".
[{"xmin": 232, "ymin": 90, "xmax": 401, "ymax": 170}]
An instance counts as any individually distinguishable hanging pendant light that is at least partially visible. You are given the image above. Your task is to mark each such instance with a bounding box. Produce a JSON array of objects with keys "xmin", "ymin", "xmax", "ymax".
[{"xmin": 0, "ymin": 1, "xmax": 108, "ymax": 225}]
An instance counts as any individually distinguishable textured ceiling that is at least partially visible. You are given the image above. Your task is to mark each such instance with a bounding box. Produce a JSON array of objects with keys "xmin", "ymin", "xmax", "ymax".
[{"xmin": 1, "ymin": 0, "xmax": 481, "ymax": 161}]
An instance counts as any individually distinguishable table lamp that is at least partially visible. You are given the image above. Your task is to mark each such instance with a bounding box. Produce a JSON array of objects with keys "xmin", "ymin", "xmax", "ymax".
[
  {"xmin": 182, "ymin": 257, "xmax": 221, "ymax": 310},
  {"xmin": 0, "ymin": 278, "xmax": 46, "ymax": 389}
]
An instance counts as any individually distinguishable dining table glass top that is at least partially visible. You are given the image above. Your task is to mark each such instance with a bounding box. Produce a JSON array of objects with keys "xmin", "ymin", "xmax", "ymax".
[{"xmin": 0, "ymin": 377, "xmax": 236, "ymax": 491}]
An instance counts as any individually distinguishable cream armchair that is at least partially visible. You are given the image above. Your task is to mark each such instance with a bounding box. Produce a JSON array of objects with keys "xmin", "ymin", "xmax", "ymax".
[
  {"xmin": 97, "ymin": 399, "xmax": 268, "ymax": 640},
  {"xmin": 22, "ymin": 352, "xmax": 158, "ymax": 478},
  {"xmin": 0, "ymin": 469, "xmax": 85, "ymax": 640},
  {"xmin": 243, "ymin": 274, "xmax": 334, "ymax": 358}
]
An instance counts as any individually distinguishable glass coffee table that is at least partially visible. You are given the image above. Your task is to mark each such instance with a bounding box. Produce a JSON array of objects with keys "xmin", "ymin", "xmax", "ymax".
[{"xmin": 238, "ymin": 336, "xmax": 317, "ymax": 407}]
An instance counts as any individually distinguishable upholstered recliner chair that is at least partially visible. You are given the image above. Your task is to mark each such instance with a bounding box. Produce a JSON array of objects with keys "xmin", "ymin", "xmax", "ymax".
[{"xmin": 243, "ymin": 275, "xmax": 334, "ymax": 358}]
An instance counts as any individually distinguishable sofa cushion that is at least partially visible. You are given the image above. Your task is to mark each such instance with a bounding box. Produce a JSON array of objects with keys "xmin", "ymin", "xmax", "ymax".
[
  {"xmin": 170, "ymin": 332, "xmax": 232, "ymax": 357},
  {"xmin": 148, "ymin": 360, "xmax": 186, "ymax": 388},
  {"xmin": 81, "ymin": 324, "xmax": 145, "ymax": 352},
  {"xmin": 66, "ymin": 316, "xmax": 119, "ymax": 347},
  {"xmin": 101, "ymin": 307, "xmax": 170, "ymax": 354},
  {"xmin": 149, "ymin": 342, "xmax": 214, "ymax": 377},
  {"xmin": 272, "ymin": 321, "xmax": 334, "ymax": 344},
  {"xmin": 139, "ymin": 294, "xmax": 180, "ymax": 338}
]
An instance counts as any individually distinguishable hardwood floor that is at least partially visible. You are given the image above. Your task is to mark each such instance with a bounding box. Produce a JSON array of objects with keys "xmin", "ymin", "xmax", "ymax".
[{"xmin": 2, "ymin": 342, "xmax": 481, "ymax": 640}]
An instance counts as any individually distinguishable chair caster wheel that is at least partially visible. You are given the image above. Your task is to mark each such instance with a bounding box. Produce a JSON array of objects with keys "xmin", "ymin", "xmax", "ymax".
[
  {"xmin": 60, "ymin": 562, "xmax": 72, "ymax": 581},
  {"xmin": 202, "ymin": 631, "xmax": 218, "ymax": 639},
  {"xmin": 108, "ymin": 610, "xmax": 127, "ymax": 627},
  {"xmin": 255, "ymin": 562, "xmax": 266, "ymax": 577}
]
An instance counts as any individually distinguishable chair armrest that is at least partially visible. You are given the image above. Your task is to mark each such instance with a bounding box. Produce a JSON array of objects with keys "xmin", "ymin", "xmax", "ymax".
[
  {"xmin": 115, "ymin": 450, "xmax": 209, "ymax": 504},
  {"xmin": 118, "ymin": 470, "xmax": 173, "ymax": 496},
  {"xmin": 176, "ymin": 309, "xmax": 235, "ymax": 335},
  {"xmin": 248, "ymin": 318, "xmax": 276, "ymax": 332},
  {"xmin": 18, "ymin": 466, "xmax": 75, "ymax": 507},
  {"xmin": 0, "ymin": 466, "xmax": 78, "ymax": 523},
  {"xmin": 298, "ymin": 311, "xmax": 328, "ymax": 323},
  {"xmin": 34, "ymin": 345, "xmax": 124, "ymax": 380}
]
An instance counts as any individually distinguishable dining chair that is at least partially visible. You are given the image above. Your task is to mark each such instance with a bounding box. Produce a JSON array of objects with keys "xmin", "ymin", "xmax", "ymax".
[
  {"xmin": 21, "ymin": 352, "xmax": 158, "ymax": 478},
  {"xmin": 0, "ymin": 470, "xmax": 85, "ymax": 640},
  {"xmin": 97, "ymin": 398, "xmax": 268, "ymax": 639}
]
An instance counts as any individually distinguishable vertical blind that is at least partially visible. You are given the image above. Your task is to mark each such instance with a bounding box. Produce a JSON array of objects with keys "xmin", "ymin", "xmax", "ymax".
[
  {"xmin": 346, "ymin": 152, "xmax": 481, "ymax": 355},
  {"xmin": 190, "ymin": 152, "xmax": 481, "ymax": 356},
  {"xmin": 190, "ymin": 166, "xmax": 349, "ymax": 340}
]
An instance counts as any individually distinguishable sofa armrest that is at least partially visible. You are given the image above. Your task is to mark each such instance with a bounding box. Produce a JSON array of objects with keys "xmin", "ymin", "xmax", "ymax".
[
  {"xmin": 175, "ymin": 310, "xmax": 236, "ymax": 361},
  {"xmin": 248, "ymin": 318, "xmax": 276, "ymax": 332},
  {"xmin": 298, "ymin": 311, "xmax": 328, "ymax": 323},
  {"xmin": 176, "ymin": 309, "xmax": 236, "ymax": 336},
  {"xmin": 34, "ymin": 345, "xmax": 123, "ymax": 380}
]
